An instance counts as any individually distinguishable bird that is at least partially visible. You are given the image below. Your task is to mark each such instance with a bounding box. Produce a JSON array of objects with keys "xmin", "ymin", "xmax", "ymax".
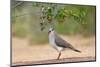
[{"xmin": 48, "ymin": 28, "xmax": 81, "ymax": 60}]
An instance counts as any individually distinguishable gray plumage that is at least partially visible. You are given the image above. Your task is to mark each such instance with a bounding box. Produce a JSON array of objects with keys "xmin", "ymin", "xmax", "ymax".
[
  {"xmin": 48, "ymin": 28, "xmax": 81, "ymax": 59},
  {"xmin": 55, "ymin": 34, "xmax": 81, "ymax": 52}
]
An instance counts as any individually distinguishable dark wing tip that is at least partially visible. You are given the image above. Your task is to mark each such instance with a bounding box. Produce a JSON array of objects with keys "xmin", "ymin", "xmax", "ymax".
[{"xmin": 73, "ymin": 49, "xmax": 81, "ymax": 53}]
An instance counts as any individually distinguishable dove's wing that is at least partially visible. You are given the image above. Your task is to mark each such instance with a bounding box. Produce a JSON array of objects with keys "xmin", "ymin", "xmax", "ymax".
[{"xmin": 55, "ymin": 34, "xmax": 81, "ymax": 52}]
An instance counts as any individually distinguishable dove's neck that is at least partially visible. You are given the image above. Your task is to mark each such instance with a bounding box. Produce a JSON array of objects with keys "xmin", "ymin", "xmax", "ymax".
[{"xmin": 49, "ymin": 31, "xmax": 56, "ymax": 45}]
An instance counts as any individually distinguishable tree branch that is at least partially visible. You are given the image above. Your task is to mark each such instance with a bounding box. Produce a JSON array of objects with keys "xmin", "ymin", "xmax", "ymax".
[{"xmin": 12, "ymin": 56, "xmax": 95, "ymax": 66}]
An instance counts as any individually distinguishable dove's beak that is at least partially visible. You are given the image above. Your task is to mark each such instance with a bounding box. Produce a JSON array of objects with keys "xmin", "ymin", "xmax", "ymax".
[{"xmin": 48, "ymin": 31, "xmax": 51, "ymax": 34}]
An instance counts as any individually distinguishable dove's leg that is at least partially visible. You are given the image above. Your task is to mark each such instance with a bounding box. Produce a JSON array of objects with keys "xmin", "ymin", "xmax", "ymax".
[{"xmin": 57, "ymin": 52, "xmax": 61, "ymax": 60}]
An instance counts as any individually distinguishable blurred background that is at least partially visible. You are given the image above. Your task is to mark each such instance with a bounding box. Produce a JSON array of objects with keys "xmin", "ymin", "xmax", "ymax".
[
  {"xmin": 12, "ymin": 0, "xmax": 96, "ymax": 63},
  {"xmin": 12, "ymin": 1, "xmax": 96, "ymax": 44}
]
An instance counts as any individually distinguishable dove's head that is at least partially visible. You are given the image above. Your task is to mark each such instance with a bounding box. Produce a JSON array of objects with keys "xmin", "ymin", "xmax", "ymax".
[{"xmin": 48, "ymin": 28, "xmax": 54, "ymax": 34}]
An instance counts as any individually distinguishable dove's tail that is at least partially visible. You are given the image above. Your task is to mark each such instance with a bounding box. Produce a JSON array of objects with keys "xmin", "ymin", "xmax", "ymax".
[
  {"xmin": 73, "ymin": 48, "xmax": 81, "ymax": 52},
  {"xmin": 69, "ymin": 47, "xmax": 81, "ymax": 53}
]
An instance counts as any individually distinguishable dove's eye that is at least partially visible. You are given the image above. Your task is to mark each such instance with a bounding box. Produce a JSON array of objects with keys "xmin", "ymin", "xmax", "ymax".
[{"xmin": 48, "ymin": 31, "xmax": 51, "ymax": 34}]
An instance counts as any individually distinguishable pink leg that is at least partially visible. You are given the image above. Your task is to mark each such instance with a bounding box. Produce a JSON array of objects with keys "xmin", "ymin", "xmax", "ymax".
[{"xmin": 57, "ymin": 52, "xmax": 61, "ymax": 60}]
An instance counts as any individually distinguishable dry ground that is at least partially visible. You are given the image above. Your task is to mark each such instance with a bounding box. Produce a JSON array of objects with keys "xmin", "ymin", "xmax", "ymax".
[{"xmin": 12, "ymin": 35, "xmax": 95, "ymax": 64}]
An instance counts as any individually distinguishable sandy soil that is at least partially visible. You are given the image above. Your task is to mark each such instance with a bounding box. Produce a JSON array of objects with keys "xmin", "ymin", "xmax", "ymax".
[{"xmin": 12, "ymin": 35, "xmax": 95, "ymax": 63}]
